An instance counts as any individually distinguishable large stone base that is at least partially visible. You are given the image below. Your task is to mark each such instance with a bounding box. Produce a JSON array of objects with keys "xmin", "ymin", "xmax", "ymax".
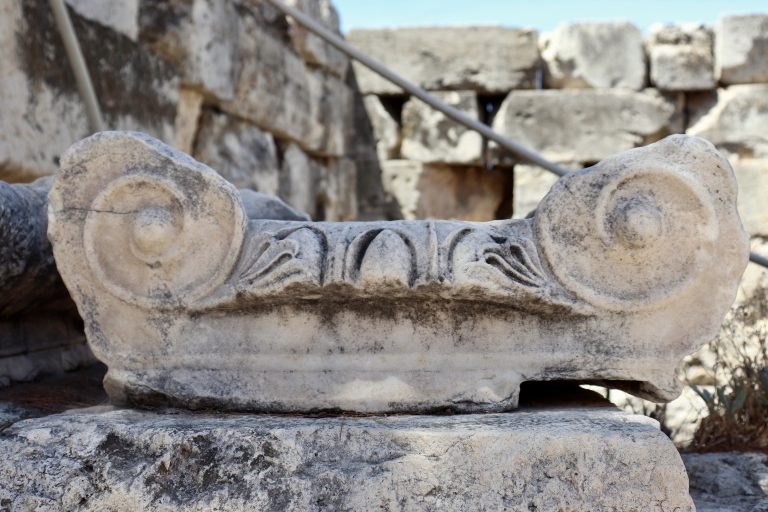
[{"xmin": 0, "ymin": 405, "xmax": 693, "ymax": 511}]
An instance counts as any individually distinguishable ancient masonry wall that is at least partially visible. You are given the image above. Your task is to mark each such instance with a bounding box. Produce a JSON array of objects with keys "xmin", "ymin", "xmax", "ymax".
[
  {"xmin": 0, "ymin": 0, "xmax": 392, "ymax": 221},
  {"xmin": 352, "ymin": 17, "xmax": 768, "ymax": 243}
]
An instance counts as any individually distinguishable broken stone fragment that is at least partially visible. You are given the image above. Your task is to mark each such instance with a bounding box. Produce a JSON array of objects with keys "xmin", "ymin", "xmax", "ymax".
[{"xmin": 48, "ymin": 131, "xmax": 748, "ymax": 414}]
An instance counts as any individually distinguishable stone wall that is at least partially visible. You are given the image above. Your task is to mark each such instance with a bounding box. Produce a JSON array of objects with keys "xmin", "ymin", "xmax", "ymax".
[
  {"xmin": 0, "ymin": 0, "xmax": 391, "ymax": 221},
  {"xmin": 352, "ymin": 16, "xmax": 768, "ymax": 232}
]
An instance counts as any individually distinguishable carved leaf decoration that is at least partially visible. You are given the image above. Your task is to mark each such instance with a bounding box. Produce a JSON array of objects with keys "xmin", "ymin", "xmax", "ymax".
[
  {"xmin": 479, "ymin": 237, "xmax": 545, "ymax": 288},
  {"xmin": 239, "ymin": 237, "xmax": 300, "ymax": 284}
]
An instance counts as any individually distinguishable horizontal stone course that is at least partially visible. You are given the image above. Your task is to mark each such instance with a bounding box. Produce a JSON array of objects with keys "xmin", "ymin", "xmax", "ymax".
[{"xmin": 347, "ymin": 27, "xmax": 540, "ymax": 94}]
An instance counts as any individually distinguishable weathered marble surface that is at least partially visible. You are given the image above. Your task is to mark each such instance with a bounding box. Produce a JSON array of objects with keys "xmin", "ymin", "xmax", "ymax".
[
  {"xmin": 715, "ymin": 14, "xmax": 768, "ymax": 85},
  {"xmin": 647, "ymin": 23, "xmax": 715, "ymax": 91},
  {"xmin": 48, "ymin": 132, "xmax": 748, "ymax": 413},
  {"xmin": 0, "ymin": 406, "xmax": 693, "ymax": 511}
]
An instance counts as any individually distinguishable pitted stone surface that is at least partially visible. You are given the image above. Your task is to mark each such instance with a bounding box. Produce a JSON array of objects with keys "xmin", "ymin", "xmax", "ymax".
[
  {"xmin": 648, "ymin": 23, "xmax": 715, "ymax": 91},
  {"xmin": 541, "ymin": 21, "xmax": 646, "ymax": 90},
  {"xmin": 48, "ymin": 132, "xmax": 748, "ymax": 413},
  {"xmin": 0, "ymin": 406, "xmax": 693, "ymax": 511}
]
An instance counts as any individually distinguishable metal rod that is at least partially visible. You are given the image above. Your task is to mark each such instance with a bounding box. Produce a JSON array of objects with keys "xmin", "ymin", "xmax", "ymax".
[
  {"xmin": 265, "ymin": 0, "xmax": 570, "ymax": 177},
  {"xmin": 750, "ymin": 251, "xmax": 768, "ymax": 268},
  {"xmin": 49, "ymin": 0, "xmax": 105, "ymax": 133}
]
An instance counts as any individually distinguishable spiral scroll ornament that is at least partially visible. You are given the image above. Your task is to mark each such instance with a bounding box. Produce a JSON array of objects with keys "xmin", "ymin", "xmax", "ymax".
[
  {"xmin": 83, "ymin": 171, "xmax": 245, "ymax": 309},
  {"xmin": 535, "ymin": 154, "xmax": 722, "ymax": 311}
]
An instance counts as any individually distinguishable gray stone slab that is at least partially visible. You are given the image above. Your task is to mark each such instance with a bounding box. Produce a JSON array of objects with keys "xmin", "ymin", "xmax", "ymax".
[
  {"xmin": 0, "ymin": 406, "xmax": 693, "ymax": 511},
  {"xmin": 347, "ymin": 27, "xmax": 539, "ymax": 94},
  {"xmin": 491, "ymin": 89, "xmax": 683, "ymax": 164}
]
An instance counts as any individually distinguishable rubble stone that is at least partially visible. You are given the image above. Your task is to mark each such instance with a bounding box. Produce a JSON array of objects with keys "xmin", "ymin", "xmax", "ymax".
[
  {"xmin": 648, "ymin": 23, "xmax": 715, "ymax": 91},
  {"xmin": 0, "ymin": 406, "xmax": 694, "ymax": 511},
  {"xmin": 541, "ymin": 21, "xmax": 646, "ymax": 90},
  {"xmin": 684, "ymin": 452, "xmax": 768, "ymax": 511},
  {"xmin": 715, "ymin": 14, "xmax": 768, "ymax": 84},
  {"xmin": 401, "ymin": 91, "xmax": 483, "ymax": 164},
  {"xmin": 347, "ymin": 27, "xmax": 539, "ymax": 94},
  {"xmin": 492, "ymin": 89, "xmax": 683, "ymax": 163},
  {"xmin": 193, "ymin": 110, "xmax": 280, "ymax": 195},
  {"xmin": 381, "ymin": 160, "xmax": 510, "ymax": 221},
  {"xmin": 687, "ymin": 84, "xmax": 768, "ymax": 159}
]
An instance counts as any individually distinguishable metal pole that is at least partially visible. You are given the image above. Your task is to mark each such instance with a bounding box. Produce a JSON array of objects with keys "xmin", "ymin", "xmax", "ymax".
[
  {"xmin": 750, "ymin": 252, "xmax": 768, "ymax": 268},
  {"xmin": 49, "ymin": 0, "xmax": 105, "ymax": 133},
  {"xmin": 264, "ymin": 0, "xmax": 570, "ymax": 177}
]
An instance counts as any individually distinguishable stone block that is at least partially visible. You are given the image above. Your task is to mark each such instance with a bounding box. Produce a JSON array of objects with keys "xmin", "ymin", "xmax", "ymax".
[
  {"xmin": 401, "ymin": 91, "xmax": 483, "ymax": 164},
  {"xmin": 687, "ymin": 84, "xmax": 768, "ymax": 159},
  {"xmin": 48, "ymin": 133, "xmax": 748, "ymax": 413},
  {"xmin": 715, "ymin": 14, "xmax": 768, "ymax": 84},
  {"xmin": 730, "ymin": 157, "xmax": 768, "ymax": 236},
  {"xmin": 320, "ymin": 157, "xmax": 358, "ymax": 221},
  {"xmin": 138, "ymin": 0, "xmax": 238, "ymax": 100},
  {"xmin": 347, "ymin": 27, "xmax": 539, "ymax": 95},
  {"xmin": 286, "ymin": 0, "xmax": 349, "ymax": 78},
  {"xmin": 66, "ymin": 0, "xmax": 139, "ymax": 40},
  {"xmin": 0, "ymin": 406, "xmax": 694, "ymax": 511},
  {"xmin": 541, "ymin": 21, "xmax": 646, "ymax": 90},
  {"xmin": 193, "ymin": 110, "xmax": 280, "ymax": 195},
  {"xmin": 648, "ymin": 23, "xmax": 715, "ymax": 91},
  {"xmin": 512, "ymin": 163, "xmax": 564, "ymax": 218},
  {"xmin": 279, "ymin": 143, "xmax": 322, "ymax": 218},
  {"xmin": 174, "ymin": 88, "xmax": 204, "ymax": 154},
  {"xmin": 362, "ymin": 95, "xmax": 400, "ymax": 161},
  {"xmin": 223, "ymin": 17, "xmax": 351, "ymax": 157},
  {"xmin": 0, "ymin": 0, "xmax": 177, "ymax": 183},
  {"xmin": 491, "ymin": 89, "xmax": 683, "ymax": 164},
  {"xmin": 684, "ymin": 452, "xmax": 768, "ymax": 511},
  {"xmin": 381, "ymin": 160, "xmax": 511, "ymax": 221}
]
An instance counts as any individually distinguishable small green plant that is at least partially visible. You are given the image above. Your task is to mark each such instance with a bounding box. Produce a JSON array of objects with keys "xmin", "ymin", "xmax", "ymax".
[{"xmin": 688, "ymin": 283, "xmax": 768, "ymax": 453}]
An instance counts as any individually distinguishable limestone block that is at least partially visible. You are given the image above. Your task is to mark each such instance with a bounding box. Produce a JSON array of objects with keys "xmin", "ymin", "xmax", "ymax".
[
  {"xmin": 491, "ymin": 89, "xmax": 683, "ymax": 164},
  {"xmin": 285, "ymin": 0, "xmax": 349, "ymax": 78},
  {"xmin": 223, "ymin": 19, "xmax": 351, "ymax": 157},
  {"xmin": 279, "ymin": 143, "xmax": 322, "ymax": 218},
  {"xmin": 512, "ymin": 163, "xmax": 565, "ymax": 218},
  {"xmin": 347, "ymin": 27, "xmax": 539, "ymax": 95},
  {"xmin": 48, "ymin": 132, "xmax": 748, "ymax": 413},
  {"xmin": 687, "ymin": 84, "xmax": 768, "ymax": 159},
  {"xmin": 541, "ymin": 21, "xmax": 646, "ymax": 90},
  {"xmin": 193, "ymin": 110, "xmax": 280, "ymax": 195},
  {"xmin": 401, "ymin": 91, "xmax": 483, "ymax": 164},
  {"xmin": 715, "ymin": 14, "xmax": 768, "ymax": 84},
  {"xmin": 382, "ymin": 160, "xmax": 511, "ymax": 221},
  {"xmin": 138, "ymin": 0, "xmax": 238, "ymax": 100},
  {"xmin": 0, "ymin": 406, "xmax": 694, "ymax": 511},
  {"xmin": 66, "ymin": 0, "xmax": 139, "ymax": 40},
  {"xmin": 320, "ymin": 157, "xmax": 358, "ymax": 221},
  {"xmin": 730, "ymin": 158, "xmax": 768, "ymax": 236},
  {"xmin": 0, "ymin": 0, "xmax": 177, "ymax": 183},
  {"xmin": 648, "ymin": 23, "xmax": 715, "ymax": 91},
  {"xmin": 362, "ymin": 95, "xmax": 400, "ymax": 161}
]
